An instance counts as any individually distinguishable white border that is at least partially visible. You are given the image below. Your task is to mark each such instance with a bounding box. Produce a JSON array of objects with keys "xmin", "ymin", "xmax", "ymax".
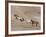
[{"xmin": 8, "ymin": 3, "xmax": 43, "ymax": 34}]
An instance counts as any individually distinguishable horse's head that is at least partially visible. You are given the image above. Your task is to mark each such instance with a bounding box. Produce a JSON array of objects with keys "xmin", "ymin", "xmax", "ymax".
[{"xmin": 14, "ymin": 14, "xmax": 19, "ymax": 17}]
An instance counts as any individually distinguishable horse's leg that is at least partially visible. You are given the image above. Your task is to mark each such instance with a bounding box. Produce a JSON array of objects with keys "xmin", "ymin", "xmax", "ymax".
[
  {"xmin": 31, "ymin": 21, "xmax": 33, "ymax": 26},
  {"xmin": 36, "ymin": 23, "xmax": 37, "ymax": 27},
  {"xmin": 32, "ymin": 23, "xmax": 33, "ymax": 26},
  {"xmin": 36, "ymin": 22, "xmax": 38, "ymax": 27}
]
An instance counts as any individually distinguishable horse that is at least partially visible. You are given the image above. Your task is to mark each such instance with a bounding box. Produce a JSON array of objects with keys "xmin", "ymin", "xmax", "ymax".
[
  {"xmin": 31, "ymin": 20, "xmax": 39, "ymax": 26},
  {"xmin": 14, "ymin": 14, "xmax": 25, "ymax": 22}
]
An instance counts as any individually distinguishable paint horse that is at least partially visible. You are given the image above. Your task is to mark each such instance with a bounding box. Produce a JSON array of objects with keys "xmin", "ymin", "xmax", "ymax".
[{"xmin": 14, "ymin": 14, "xmax": 25, "ymax": 22}]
